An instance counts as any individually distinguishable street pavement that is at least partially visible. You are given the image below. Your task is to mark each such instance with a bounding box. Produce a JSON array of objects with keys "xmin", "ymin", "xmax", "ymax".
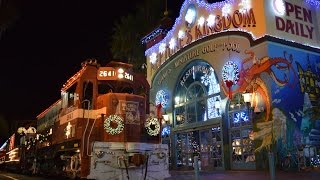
[
  {"xmin": 1, "ymin": 169, "xmax": 320, "ymax": 179},
  {"xmin": 165, "ymin": 169, "xmax": 320, "ymax": 180}
]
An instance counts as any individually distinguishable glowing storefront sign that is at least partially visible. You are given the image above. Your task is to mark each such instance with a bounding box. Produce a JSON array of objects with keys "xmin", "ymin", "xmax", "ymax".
[
  {"xmin": 98, "ymin": 67, "xmax": 133, "ymax": 81},
  {"xmin": 144, "ymin": 0, "xmax": 319, "ymax": 72},
  {"xmin": 274, "ymin": 0, "xmax": 314, "ymax": 39},
  {"xmin": 145, "ymin": 0, "xmax": 259, "ymax": 66}
]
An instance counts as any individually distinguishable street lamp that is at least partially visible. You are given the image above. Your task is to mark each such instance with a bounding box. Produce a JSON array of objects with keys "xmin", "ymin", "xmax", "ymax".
[
  {"xmin": 242, "ymin": 91, "xmax": 252, "ymax": 105},
  {"xmin": 141, "ymin": 63, "xmax": 147, "ymax": 69},
  {"xmin": 162, "ymin": 114, "xmax": 169, "ymax": 122},
  {"xmin": 242, "ymin": 91, "xmax": 252, "ymax": 115}
]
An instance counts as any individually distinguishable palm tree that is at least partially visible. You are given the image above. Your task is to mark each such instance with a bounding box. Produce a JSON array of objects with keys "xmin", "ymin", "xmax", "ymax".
[
  {"xmin": 0, "ymin": 0, "xmax": 19, "ymax": 39},
  {"xmin": 110, "ymin": 0, "xmax": 168, "ymax": 73}
]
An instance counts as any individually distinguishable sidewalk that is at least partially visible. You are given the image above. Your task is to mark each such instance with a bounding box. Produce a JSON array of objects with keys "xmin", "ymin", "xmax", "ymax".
[{"xmin": 165, "ymin": 169, "xmax": 320, "ymax": 180}]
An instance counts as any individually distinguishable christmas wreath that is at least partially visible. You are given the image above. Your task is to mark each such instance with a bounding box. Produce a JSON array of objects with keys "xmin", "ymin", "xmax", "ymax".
[
  {"xmin": 104, "ymin": 115, "xmax": 124, "ymax": 135},
  {"xmin": 145, "ymin": 117, "xmax": 160, "ymax": 136}
]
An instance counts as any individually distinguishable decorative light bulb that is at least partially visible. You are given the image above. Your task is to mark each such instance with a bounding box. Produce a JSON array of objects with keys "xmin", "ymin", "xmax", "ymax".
[
  {"xmin": 178, "ymin": 30, "xmax": 185, "ymax": 39},
  {"xmin": 185, "ymin": 8, "xmax": 196, "ymax": 24},
  {"xmin": 207, "ymin": 14, "xmax": 215, "ymax": 27},
  {"xmin": 198, "ymin": 17, "xmax": 205, "ymax": 26},
  {"xmin": 239, "ymin": 0, "xmax": 251, "ymax": 13},
  {"xmin": 222, "ymin": 4, "xmax": 231, "ymax": 17},
  {"xmin": 150, "ymin": 53, "xmax": 157, "ymax": 64},
  {"xmin": 273, "ymin": 0, "xmax": 285, "ymax": 16},
  {"xmin": 169, "ymin": 38, "xmax": 176, "ymax": 49},
  {"xmin": 159, "ymin": 43, "xmax": 166, "ymax": 54}
]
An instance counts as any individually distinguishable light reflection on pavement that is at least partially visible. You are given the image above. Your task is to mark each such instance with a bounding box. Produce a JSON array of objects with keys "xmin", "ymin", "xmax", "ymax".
[{"xmin": 0, "ymin": 171, "xmax": 57, "ymax": 180}]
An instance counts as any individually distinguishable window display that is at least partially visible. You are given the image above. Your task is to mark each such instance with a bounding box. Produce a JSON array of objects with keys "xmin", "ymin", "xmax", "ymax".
[{"xmin": 174, "ymin": 61, "xmax": 221, "ymax": 126}]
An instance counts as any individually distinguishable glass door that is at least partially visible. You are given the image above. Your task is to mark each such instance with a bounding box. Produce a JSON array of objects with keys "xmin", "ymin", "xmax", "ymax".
[
  {"xmin": 176, "ymin": 131, "xmax": 200, "ymax": 170},
  {"xmin": 200, "ymin": 130, "xmax": 211, "ymax": 171},
  {"xmin": 229, "ymin": 109, "xmax": 256, "ymax": 170},
  {"xmin": 211, "ymin": 126, "xmax": 223, "ymax": 169}
]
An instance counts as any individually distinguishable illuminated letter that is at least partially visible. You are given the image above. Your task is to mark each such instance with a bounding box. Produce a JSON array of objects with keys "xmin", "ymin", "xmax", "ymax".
[
  {"xmin": 232, "ymin": 10, "xmax": 242, "ymax": 28},
  {"xmin": 243, "ymin": 8, "xmax": 256, "ymax": 27},
  {"xmin": 294, "ymin": 5, "xmax": 303, "ymax": 20},
  {"xmin": 306, "ymin": 25, "xmax": 314, "ymax": 39},
  {"xmin": 285, "ymin": 2, "xmax": 294, "ymax": 17},
  {"xmin": 303, "ymin": 8, "xmax": 312, "ymax": 23},
  {"xmin": 222, "ymin": 14, "xmax": 232, "ymax": 30},
  {"xmin": 186, "ymin": 29, "xmax": 192, "ymax": 45},
  {"xmin": 285, "ymin": 19, "xmax": 295, "ymax": 34},
  {"xmin": 275, "ymin": 16, "xmax": 285, "ymax": 31},
  {"xmin": 214, "ymin": 15, "xmax": 222, "ymax": 32},
  {"xmin": 195, "ymin": 25, "xmax": 203, "ymax": 39}
]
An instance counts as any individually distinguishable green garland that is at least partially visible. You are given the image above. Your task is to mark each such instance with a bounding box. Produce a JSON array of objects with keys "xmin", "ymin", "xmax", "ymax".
[
  {"xmin": 145, "ymin": 117, "xmax": 160, "ymax": 136},
  {"xmin": 104, "ymin": 115, "xmax": 124, "ymax": 135}
]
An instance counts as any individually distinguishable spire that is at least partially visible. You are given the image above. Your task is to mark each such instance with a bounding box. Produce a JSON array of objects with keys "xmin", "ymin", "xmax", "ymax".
[
  {"xmin": 160, "ymin": 0, "xmax": 172, "ymax": 29},
  {"xmin": 164, "ymin": 0, "xmax": 168, "ymax": 17}
]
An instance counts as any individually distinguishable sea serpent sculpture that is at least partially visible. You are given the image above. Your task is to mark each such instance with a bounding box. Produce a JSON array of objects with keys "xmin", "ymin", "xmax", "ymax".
[{"xmin": 221, "ymin": 50, "xmax": 298, "ymax": 122}]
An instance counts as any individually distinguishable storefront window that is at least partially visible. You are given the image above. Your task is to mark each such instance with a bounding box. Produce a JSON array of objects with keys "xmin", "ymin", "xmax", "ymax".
[
  {"xmin": 174, "ymin": 61, "xmax": 221, "ymax": 126},
  {"xmin": 175, "ymin": 106, "xmax": 186, "ymax": 125},
  {"xmin": 175, "ymin": 126, "xmax": 223, "ymax": 170},
  {"xmin": 186, "ymin": 103, "xmax": 197, "ymax": 124},
  {"xmin": 231, "ymin": 127, "xmax": 255, "ymax": 163},
  {"xmin": 211, "ymin": 127, "xmax": 223, "ymax": 168},
  {"xmin": 196, "ymin": 99, "xmax": 206, "ymax": 122}
]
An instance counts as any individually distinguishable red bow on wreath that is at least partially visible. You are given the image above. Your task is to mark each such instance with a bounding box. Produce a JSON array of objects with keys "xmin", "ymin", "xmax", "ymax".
[{"xmin": 225, "ymin": 80, "xmax": 234, "ymax": 100}]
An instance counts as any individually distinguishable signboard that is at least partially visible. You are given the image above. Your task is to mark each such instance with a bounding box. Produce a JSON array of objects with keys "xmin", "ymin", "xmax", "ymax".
[
  {"xmin": 118, "ymin": 101, "xmax": 140, "ymax": 125},
  {"xmin": 97, "ymin": 67, "xmax": 117, "ymax": 80},
  {"xmin": 145, "ymin": 0, "xmax": 319, "ymax": 73},
  {"xmin": 145, "ymin": 0, "xmax": 266, "ymax": 67},
  {"xmin": 97, "ymin": 67, "xmax": 133, "ymax": 81},
  {"xmin": 265, "ymin": 0, "xmax": 319, "ymax": 47}
]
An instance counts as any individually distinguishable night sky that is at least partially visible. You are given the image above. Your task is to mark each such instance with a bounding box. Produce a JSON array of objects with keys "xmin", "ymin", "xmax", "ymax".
[{"xmin": 0, "ymin": 0, "xmax": 185, "ymax": 144}]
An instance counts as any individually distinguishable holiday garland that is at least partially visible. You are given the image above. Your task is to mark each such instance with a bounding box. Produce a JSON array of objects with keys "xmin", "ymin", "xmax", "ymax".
[
  {"xmin": 104, "ymin": 115, "xmax": 124, "ymax": 135},
  {"xmin": 145, "ymin": 117, "xmax": 160, "ymax": 136}
]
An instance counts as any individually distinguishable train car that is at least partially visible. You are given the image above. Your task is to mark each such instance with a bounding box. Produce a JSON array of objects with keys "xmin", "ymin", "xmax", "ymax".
[{"xmin": 35, "ymin": 59, "xmax": 170, "ymax": 179}]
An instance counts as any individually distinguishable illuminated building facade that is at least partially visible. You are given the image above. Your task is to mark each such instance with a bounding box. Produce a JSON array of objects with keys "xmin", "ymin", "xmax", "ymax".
[{"xmin": 142, "ymin": 0, "xmax": 320, "ymax": 170}]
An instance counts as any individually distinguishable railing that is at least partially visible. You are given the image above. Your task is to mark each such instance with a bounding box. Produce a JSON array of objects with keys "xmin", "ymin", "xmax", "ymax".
[{"xmin": 60, "ymin": 105, "xmax": 78, "ymax": 117}]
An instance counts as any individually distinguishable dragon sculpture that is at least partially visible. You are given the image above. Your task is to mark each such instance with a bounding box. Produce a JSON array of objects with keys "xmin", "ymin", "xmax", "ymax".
[{"xmin": 222, "ymin": 50, "xmax": 298, "ymax": 122}]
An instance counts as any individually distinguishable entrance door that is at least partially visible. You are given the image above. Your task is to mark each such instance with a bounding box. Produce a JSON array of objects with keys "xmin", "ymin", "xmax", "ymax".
[
  {"xmin": 176, "ymin": 131, "xmax": 200, "ymax": 170},
  {"xmin": 211, "ymin": 126, "xmax": 223, "ymax": 169},
  {"xmin": 200, "ymin": 130, "xmax": 211, "ymax": 170},
  {"xmin": 199, "ymin": 126, "xmax": 223, "ymax": 170},
  {"xmin": 229, "ymin": 109, "xmax": 256, "ymax": 170}
]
